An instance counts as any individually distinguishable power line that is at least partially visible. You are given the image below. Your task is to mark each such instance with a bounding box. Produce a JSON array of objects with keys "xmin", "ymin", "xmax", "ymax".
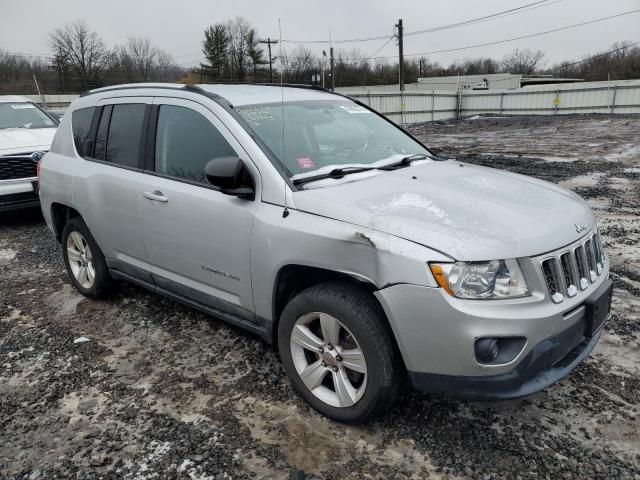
[
  {"xmin": 281, "ymin": 0, "xmax": 558, "ymax": 44},
  {"xmin": 366, "ymin": 9, "xmax": 640, "ymax": 60},
  {"xmin": 547, "ymin": 40, "xmax": 640, "ymax": 72},
  {"xmin": 405, "ymin": 0, "xmax": 564, "ymax": 37}
]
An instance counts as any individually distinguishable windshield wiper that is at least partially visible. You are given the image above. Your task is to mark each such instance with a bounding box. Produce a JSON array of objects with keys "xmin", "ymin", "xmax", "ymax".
[
  {"xmin": 381, "ymin": 153, "xmax": 430, "ymax": 169},
  {"xmin": 292, "ymin": 166, "xmax": 378, "ymax": 186}
]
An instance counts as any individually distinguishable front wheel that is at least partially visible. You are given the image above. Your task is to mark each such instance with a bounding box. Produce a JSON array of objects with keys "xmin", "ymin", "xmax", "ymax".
[{"xmin": 278, "ymin": 282, "xmax": 401, "ymax": 423}]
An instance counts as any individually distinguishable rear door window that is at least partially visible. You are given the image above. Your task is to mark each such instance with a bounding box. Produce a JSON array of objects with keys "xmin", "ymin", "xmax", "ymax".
[
  {"xmin": 71, "ymin": 107, "xmax": 96, "ymax": 158},
  {"xmin": 105, "ymin": 104, "xmax": 147, "ymax": 169}
]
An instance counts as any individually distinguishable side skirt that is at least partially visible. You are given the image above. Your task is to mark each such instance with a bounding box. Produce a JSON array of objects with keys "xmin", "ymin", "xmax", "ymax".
[{"xmin": 109, "ymin": 268, "xmax": 271, "ymax": 342}]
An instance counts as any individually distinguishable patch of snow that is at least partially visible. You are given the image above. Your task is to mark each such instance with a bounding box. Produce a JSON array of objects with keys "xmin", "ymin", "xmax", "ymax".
[
  {"xmin": 365, "ymin": 193, "xmax": 450, "ymax": 224},
  {"xmin": 73, "ymin": 336, "xmax": 91, "ymax": 344},
  {"xmin": 605, "ymin": 144, "xmax": 640, "ymax": 162},
  {"xmin": 0, "ymin": 248, "xmax": 16, "ymax": 266},
  {"xmin": 178, "ymin": 460, "xmax": 195, "ymax": 473},
  {"xmin": 535, "ymin": 155, "xmax": 578, "ymax": 163}
]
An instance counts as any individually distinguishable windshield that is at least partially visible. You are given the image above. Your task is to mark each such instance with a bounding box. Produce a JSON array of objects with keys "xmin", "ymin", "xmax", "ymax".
[
  {"xmin": 235, "ymin": 99, "xmax": 431, "ymax": 179},
  {"xmin": 0, "ymin": 102, "xmax": 56, "ymax": 130}
]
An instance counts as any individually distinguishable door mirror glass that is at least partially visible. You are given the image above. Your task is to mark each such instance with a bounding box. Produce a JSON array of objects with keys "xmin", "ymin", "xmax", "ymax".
[{"xmin": 205, "ymin": 157, "xmax": 254, "ymax": 200}]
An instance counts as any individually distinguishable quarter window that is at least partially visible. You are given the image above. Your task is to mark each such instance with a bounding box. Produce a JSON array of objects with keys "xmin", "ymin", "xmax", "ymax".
[
  {"xmin": 154, "ymin": 105, "xmax": 236, "ymax": 183},
  {"xmin": 105, "ymin": 104, "xmax": 146, "ymax": 168},
  {"xmin": 71, "ymin": 107, "xmax": 96, "ymax": 158},
  {"xmin": 93, "ymin": 106, "xmax": 111, "ymax": 161}
]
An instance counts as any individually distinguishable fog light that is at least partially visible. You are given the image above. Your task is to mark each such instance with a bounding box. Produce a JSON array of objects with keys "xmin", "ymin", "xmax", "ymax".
[
  {"xmin": 475, "ymin": 338, "xmax": 499, "ymax": 363},
  {"xmin": 474, "ymin": 337, "xmax": 526, "ymax": 365}
]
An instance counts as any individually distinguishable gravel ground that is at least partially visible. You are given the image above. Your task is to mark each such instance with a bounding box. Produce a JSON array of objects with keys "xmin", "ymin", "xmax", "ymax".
[{"xmin": 1, "ymin": 114, "xmax": 639, "ymax": 480}]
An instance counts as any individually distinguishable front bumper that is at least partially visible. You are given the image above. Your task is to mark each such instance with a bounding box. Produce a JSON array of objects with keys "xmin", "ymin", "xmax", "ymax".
[
  {"xmin": 375, "ymin": 272, "xmax": 612, "ymax": 399},
  {"xmin": 0, "ymin": 178, "xmax": 39, "ymax": 212}
]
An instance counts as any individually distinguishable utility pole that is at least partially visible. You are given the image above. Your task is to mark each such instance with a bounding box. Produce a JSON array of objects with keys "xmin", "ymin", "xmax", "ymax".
[
  {"xmin": 396, "ymin": 18, "xmax": 405, "ymax": 92},
  {"xmin": 259, "ymin": 37, "xmax": 279, "ymax": 83},
  {"xmin": 329, "ymin": 47, "xmax": 335, "ymax": 91}
]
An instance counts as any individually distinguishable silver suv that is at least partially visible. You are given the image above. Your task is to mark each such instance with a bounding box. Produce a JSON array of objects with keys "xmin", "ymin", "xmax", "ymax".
[{"xmin": 39, "ymin": 83, "xmax": 612, "ymax": 423}]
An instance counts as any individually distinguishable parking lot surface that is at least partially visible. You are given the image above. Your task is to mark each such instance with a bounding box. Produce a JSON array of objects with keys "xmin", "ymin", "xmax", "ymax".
[{"xmin": 1, "ymin": 114, "xmax": 639, "ymax": 479}]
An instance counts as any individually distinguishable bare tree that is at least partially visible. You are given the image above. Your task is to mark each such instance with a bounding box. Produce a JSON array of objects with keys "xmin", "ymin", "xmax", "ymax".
[
  {"xmin": 155, "ymin": 50, "xmax": 181, "ymax": 81},
  {"xmin": 49, "ymin": 20, "xmax": 113, "ymax": 89},
  {"xmin": 501, "ymin": 48, "xmax": 545, "ymax": 75},
  {"xmin": 227, "ymin": 17, "xmax": 252, "ymax": 80},
  {"xmin": 281, "ymin": 46, "xmax": 315, "ymax": 83}
]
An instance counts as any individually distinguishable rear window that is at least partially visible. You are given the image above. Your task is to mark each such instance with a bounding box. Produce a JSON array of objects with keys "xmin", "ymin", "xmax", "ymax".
[
  {"xmin": 72, "ymin": 107, "xmax": 96, "ymax": 157},
  {"xmin": 105, "ymin": 104, "xmax": 146, "ymax": 169}
]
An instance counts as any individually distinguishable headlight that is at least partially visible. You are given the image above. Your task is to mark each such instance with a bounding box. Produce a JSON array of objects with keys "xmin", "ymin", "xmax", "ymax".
[{"xmin": 429, "ymin": 259, "xmax": 529, "ymax": 299}]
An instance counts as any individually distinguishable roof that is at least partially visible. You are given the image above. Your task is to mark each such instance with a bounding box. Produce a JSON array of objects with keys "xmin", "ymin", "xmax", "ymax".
[
  {"xmin": 0, "ymin": 95, "xmax": 31, "ymax": 103},
  {"xmin": 197, "ymin": 84, "xmax": 338, "ymax": 106},
  {"xmin": 82, "ymin": 82, "xmax": 341, "ymax": 106}
]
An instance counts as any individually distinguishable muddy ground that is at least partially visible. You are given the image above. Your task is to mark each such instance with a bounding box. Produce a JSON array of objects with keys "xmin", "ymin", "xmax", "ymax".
[{"xmin": 1, "ymin": 114, "xmax": 639, "ymax": 479}]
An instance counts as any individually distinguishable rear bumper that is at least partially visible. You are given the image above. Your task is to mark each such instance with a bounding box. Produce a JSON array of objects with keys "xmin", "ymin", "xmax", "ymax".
[{"xmin": 0, "ymin": 178, "xmax": 39, "ymax": 212}]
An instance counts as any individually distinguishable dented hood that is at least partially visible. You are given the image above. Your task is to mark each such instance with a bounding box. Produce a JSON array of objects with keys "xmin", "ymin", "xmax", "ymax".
[{"xmin": 291, "ymin": 160, "xmax": 596, "ymax": 261}]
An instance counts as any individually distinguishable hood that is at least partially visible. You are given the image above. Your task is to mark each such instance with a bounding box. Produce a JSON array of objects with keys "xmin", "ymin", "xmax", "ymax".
[
  {"xmin": 291, "ymin": 160, "xmax": 595, "ymax": 261},
  {"xmin": 0, "ymin": 128, "xmax": 56, "ymax": 155}
]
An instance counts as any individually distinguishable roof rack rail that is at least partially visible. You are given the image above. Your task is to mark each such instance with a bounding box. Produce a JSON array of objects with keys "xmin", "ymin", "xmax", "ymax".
[
  {"xmin": 79, "ymin": 83, "xmax": 187, "ymax": 97},
  {"xmin": 79, "ymin": 82, "xmax": 337, "ymax": 99}
]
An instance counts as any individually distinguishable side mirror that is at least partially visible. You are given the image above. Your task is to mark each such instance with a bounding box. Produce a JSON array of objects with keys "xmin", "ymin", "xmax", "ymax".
[{"xmin": 205, "ymin": 157, "xmax": 255, "ymax": 200}]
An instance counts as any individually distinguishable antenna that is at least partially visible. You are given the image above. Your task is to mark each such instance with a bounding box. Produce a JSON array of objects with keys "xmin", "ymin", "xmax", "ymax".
[{"xmin": 279, "ymin": 19, "xmax": 289, "ymax": 218}]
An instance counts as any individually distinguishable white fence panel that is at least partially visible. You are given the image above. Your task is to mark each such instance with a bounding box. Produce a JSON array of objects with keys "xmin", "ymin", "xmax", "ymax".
[
  {"xmin": 614, "ymin": 86, "xmax": 640, "ymax": 113},
  {"xmin": 345, "ymin": 81, "xmax": 640, "ymax": 124}
]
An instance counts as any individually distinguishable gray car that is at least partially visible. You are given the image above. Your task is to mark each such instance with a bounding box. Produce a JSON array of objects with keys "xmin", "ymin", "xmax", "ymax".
[{"xmin": 39, "ymin": 83, "xmax": 612, "ymax": 423}]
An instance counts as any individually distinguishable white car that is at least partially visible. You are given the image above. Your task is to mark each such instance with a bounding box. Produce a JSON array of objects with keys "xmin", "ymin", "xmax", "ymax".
[{"xmin": 0, "ymin": 95, "xmax": 58, "ymax": 212}]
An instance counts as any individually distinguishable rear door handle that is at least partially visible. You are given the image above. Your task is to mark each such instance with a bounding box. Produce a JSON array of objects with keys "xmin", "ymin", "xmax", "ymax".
[{"xmin": 143, "ymin": 190, "xmax": 168, "ymax": 202}]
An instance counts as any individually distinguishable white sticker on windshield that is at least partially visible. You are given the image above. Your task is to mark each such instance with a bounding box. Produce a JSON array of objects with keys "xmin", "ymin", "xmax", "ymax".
[
  {"xmin": 236, "ymin": 106, "xmax": 273, "ymax": 126},
  {"xmin": 339, "ymin": 104, "xmax": 370, "ymax": 114},
  {"xmin": 10, "ymin": 104, "xmax": 36, "ymax": 109}
]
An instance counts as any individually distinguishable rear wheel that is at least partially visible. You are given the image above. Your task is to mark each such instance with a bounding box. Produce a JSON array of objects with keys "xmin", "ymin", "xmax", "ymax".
[
  {"xmin": 278, "ymin": 282, "xmax": 401, "ymax": 423},
  {"xmin": 62, "ymin": 217, "xmax": 114, "ymax": 298}
]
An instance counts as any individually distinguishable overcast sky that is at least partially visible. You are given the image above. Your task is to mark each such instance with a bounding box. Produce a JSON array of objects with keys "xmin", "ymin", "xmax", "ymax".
[{"xmin": 2, "ymin": 0, "xmax": 639, "ymax": 68}]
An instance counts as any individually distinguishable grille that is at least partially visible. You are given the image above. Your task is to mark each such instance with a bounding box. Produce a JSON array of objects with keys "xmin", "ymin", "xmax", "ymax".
[
  {"xmin": 541, "ymin": 231, "xmax": 605, "ymax": 304},
  {"xmin": 0, "ymin": 154, "xmax": 38, "ymax": 181}
]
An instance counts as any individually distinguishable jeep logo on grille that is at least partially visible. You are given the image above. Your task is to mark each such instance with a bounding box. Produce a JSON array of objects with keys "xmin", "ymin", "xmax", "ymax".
[{"xmin": 574, "ymin": 221, "xmax": 587, "ymax": 233}]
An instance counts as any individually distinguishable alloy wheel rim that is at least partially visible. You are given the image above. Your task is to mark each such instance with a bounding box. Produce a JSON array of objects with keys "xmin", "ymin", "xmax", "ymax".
[
  {"xmin": 66, "ymin": 231, "xmax": 95, "ymax": 289},
  {"xmin": 290, "ymin": 312, "xmax": 367, "ymax": 408}
]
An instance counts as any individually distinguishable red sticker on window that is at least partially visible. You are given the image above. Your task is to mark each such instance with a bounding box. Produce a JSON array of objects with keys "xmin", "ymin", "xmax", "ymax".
[{"xmin": 297, "ymin": 156, "xmax": 316, "ymax": 169}]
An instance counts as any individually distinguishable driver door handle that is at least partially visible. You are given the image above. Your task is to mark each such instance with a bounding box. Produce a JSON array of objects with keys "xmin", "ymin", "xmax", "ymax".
[{"xmin": 143, "ymin": 190, "xmax": 168, "ymax": 202}]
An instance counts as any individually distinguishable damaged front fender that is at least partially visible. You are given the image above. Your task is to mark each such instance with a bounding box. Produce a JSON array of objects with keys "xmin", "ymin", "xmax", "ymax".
[{"xmin": 250, "ymin": 203, "xmax": 451, "ymax": 321}]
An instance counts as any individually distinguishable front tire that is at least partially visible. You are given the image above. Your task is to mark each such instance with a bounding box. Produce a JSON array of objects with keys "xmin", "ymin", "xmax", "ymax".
[
  {"xmin": 278, "ymin": 282, "xmax": 401, "ymax": 423},
  {"xmin": 62, "ymin": 217, "xmax": 114, "ymax": 298}
]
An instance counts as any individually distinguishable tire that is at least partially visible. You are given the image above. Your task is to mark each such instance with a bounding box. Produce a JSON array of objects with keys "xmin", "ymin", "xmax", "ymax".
[
  {"xmin": 278, "ymin": 282, "xmax": 401, "ymax": 423},
  {"xmin": 62, "ymin": 216, "xmax": 114, "ymax": 299}
]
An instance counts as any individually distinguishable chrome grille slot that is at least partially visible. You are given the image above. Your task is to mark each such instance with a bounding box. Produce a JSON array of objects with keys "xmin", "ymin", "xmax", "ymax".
[
  {"xmin": 542, "ymin": 258, "xmax": 564, "ymax": 303},
  {"xmin": 560, "ymin": 252, "xmax": 578, "ymax": 297},
  {"xmin": 584, "ymin": 239, "xmax": 597, "ymax": 283},
  {"xmin": 574, "ymin": 245, "xmax": 589, "ymax": 290},
  {"xmin": 593, "ymin": 232, "xmax": 604, "ymax": 274}
]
